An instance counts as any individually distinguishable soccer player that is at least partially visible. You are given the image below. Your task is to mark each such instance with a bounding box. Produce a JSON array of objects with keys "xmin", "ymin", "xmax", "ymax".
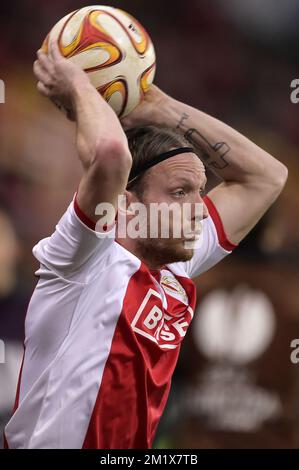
[{"xmin": 4, "ymin": 41, "xmax": 288, "ymax": 449}]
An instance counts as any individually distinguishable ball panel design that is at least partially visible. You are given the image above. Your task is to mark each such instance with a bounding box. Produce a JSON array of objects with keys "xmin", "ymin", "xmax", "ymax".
[
  {"xmin": 42, "ymin": 5, "xmax": 156, "ymax": 117},
  {"xmin": 97, "ymin": 78, "xmax": 128, "ymax": 117},
  {"xmin": 58, "ymin": 9, "xmax": 86, "ymax": 56},
  {"xmin": 41, "ymin": 10, "xmax": 79, "ymax": 54},
  {"xmin": 112, "ymin": 9, "xmax": 150, "ymax": 55},
  {"xmin": 60, "ymin": 10, "xmax": 123, "ymax": 71},
  {"xmin": 140, "ymin": 62, "xmax": 156, "ymax": 95}
]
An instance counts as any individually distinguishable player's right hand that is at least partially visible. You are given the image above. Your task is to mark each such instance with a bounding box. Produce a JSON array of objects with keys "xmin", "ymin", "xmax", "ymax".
[
  {"xmin": 33, "ymin": 40, "xmax": 90, "ymax": 121},
  {"xmin": 120, "ymin": 84, "xmax": 168, "ymax": 130}
]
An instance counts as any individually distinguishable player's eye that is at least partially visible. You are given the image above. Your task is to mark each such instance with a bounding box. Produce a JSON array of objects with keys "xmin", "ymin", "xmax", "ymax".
[{"xmin": 173, "ymin": 189, "xmax": 186, "ymax": 197}]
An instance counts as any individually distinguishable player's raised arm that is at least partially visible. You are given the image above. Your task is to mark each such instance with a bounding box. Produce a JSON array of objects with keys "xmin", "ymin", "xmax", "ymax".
[
  {"xmin": 33, "ymin": 40, "xmax": 132, "ymax": 225},
  {"xmin": 122, "ymin": 85, "xmax": 288, "ymax": 245}
]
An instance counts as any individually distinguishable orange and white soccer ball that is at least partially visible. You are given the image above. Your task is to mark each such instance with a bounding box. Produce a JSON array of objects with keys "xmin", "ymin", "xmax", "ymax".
[{"xmin": 42, "ymin": 5, "xmax": 156, "ymax": 118}]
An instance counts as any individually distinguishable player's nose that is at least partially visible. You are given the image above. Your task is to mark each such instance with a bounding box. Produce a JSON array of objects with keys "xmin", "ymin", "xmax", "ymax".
[
  {"xmin": 202, "ymin": 200, "xmax": 209, "ymax": 220},
  {"xmin": 190, "ymin": 198, "xmax": 209, "ymax": 222}
]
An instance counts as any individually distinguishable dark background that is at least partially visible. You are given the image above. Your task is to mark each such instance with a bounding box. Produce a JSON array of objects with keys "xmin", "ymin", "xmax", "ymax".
[{"xmin": 0, "ymin": 0, "xmax": 299, "ymax": 448}]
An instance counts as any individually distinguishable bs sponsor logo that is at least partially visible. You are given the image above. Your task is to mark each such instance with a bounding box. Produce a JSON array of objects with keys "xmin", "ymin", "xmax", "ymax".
[{"xmin": 131, "ymin": 288, "xmax": 193, "ymax": 350}]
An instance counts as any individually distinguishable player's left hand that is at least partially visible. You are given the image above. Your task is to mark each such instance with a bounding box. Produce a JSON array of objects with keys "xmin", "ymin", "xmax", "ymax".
[{"xmin": 120, "ymin": 84, "xmax": 168, "ymax": 130}]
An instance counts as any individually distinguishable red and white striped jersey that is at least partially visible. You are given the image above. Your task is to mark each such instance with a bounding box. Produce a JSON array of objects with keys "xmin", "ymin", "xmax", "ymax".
[{"xmin": 4, "ymin": 195, "xmax": 235, "ymax": 449}]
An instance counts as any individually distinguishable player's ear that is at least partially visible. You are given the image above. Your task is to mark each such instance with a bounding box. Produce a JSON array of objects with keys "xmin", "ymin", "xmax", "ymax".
[
  {"xmin": 124, "ymin": 188, "xmax": 140, "ymax": 204},
  {"xmin": 118, "ymin": 189, "xmax": 138, "ymax": 217}
]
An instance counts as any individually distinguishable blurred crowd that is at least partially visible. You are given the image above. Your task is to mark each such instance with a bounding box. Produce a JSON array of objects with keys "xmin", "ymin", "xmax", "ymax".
[{"xmin": 0, "ymin": 0, "xmax": 299, "ymax": 448}]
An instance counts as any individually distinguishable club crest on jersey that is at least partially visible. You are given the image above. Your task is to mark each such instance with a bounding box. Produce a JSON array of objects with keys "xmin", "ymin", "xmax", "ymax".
[
  {"xmin": 131, "ymin": 288, "xmax": 194, "ymax": 350},
  {"xmin": 160, "ymin": 270, "xmax": 189, "ymax": 305}
]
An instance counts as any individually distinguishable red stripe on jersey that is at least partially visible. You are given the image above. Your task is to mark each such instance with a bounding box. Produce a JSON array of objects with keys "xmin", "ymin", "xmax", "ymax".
[
  {"xmin": 13, "ymin": 277, "xmax": 40, "ymax": 411},
  {"xmin": 82, "ymin": 263, "xmax": 196, "ymax": 449},
  {"xmin": 74, "ymin": 194, "xmax": 116, "ymax": 232},
  {"xmin": 3, "ymin": 353, "xmax": 25, "ymax": 449},
  {"xmin": 203, "ymin": 195, "xmax": 237, "ymax": 251},
  {"xmin": 12, "ymin": 353, "xmax": 25, "ymax": 413},
  {"xmin": 4, "ymin": 276, "xmax": 40, "ymax": 449},
  {"xmin": 74, "ymin": 195, "xmax": 96, "ymax": 230},
  {"xmin": 3, "ymin": 433, "xmax": 9, "ymax": 449}
]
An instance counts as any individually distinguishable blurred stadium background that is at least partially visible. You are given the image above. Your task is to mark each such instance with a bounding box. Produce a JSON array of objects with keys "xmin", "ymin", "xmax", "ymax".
[{"xmin": 1, "ymin": 0, "xmax": 299, "ymax": 449}]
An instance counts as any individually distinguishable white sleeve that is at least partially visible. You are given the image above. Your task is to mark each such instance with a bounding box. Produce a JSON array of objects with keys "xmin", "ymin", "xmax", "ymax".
[
  {"xmin": 171, "ymin": 195, "xmax": 237, "ymax": 279},
  {"xmin": 33, "ymin": 195, "xmax": 116, "ymax": 283}
]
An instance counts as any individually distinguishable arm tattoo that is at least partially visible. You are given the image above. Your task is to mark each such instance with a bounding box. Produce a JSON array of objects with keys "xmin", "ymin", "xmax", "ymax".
[
  {"xmin": 176, "ymin": 113, "xmax": 231, "ymax": 170},
  {"xmin": 185, "ymin": 128, "xmax": 230, "ymax": 170},
  {"xmin": 176, "ymin": 112, "xmax": 189, "ymax": 130}
]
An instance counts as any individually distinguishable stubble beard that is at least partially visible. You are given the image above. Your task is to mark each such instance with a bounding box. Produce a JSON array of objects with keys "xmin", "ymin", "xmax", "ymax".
[
  {"xmin": 136, "ymin": 236, "xmax": 194, "ymax": 268},
  {"xmin": 133, "ymin": 197, "xmax": 195, "ymax": 267}
]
